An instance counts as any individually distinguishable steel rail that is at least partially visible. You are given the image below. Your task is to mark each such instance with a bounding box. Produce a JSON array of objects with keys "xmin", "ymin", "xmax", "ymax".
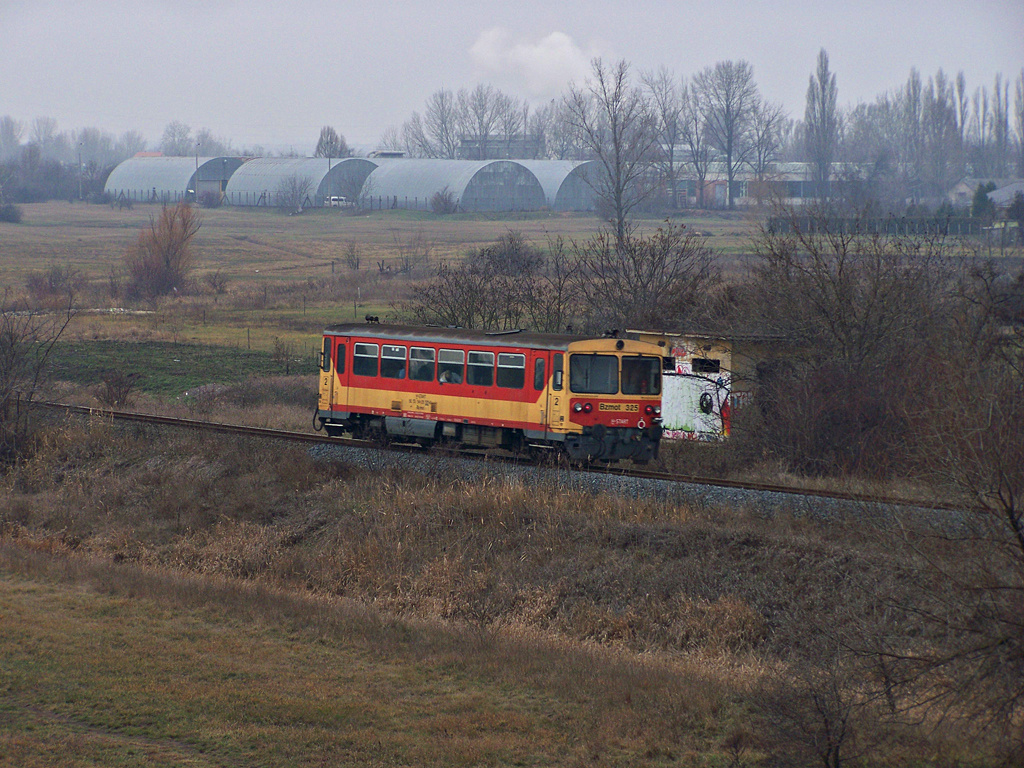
[{"xmin": 31, "ymin": 400, "xmax": 957, "ymax": 511}]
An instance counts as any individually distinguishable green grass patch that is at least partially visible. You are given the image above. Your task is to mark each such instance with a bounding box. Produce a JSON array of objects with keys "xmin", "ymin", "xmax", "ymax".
[{"xmin": 48, "ymin": 340, "xmax": 294, "ymax": 396}]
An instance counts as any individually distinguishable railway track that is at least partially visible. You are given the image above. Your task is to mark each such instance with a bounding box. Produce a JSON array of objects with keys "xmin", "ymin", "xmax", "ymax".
[{"xmin": 31, "ymin": 400, "xmax": 956, "ymax": 513}]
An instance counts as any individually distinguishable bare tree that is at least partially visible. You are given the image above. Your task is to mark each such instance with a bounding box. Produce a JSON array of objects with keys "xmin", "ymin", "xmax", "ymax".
[
  {"xmin": 0, "ymin": 116, "xmax": 24, "ymax": 162},
  {"xmin": 642, "ymin": 67, "xmax": 685, "ymax": 210},
  {"xmin": 314, "ymin": 125, "xmax": 351, "ymax": 159},
  {"xmin": 680, "ymin": 82, "xmax": 713, "ymax": 208},
  {"xmin": 495, "ymin": 92, "xmax": 525, "ymax": 159},
  {"xmin": 545, "ymin": 100, "xmax": 584, "ymax": 161},
  {"xmin": 571, "ymin": 221, "xmax": 718, "ymax": 330},
  {"xmin": 274, "ymin": 174, "xmax": 314, "ymax": 214},
  {"xmin": 1016, "ymin": 69, "xmax": 1024, "ymax": 176},
  {"xmin": 805, "ymin": 49, "xmax": 839, "ymax": 200},
  {"xmin": 417, "ymin": 89, "xmax": 461, "ymax": 159},
  {"xmin": 955, "ymin": 71, "xmax": 970, "ymax": 147},
  {"xmin": 376, "ymin": 125, "xmax": 404, "ymax": 153},
  {"xmin": 564, "ymin": 58, "xmax": 659, "ymax": 243},
  {"xmin": 921, "ymin": 70, "xmax": 963, "ymax": 198},
  {"xmin": 193, "ymin": 127, "xmax": 232, "ymax": 157},
  {"xmin": 526, "ymin": 101, "xmax": 554, "ymax": 159},
  {"xmin": 747, "ymin": 100, "xmax": 787, "ymax": 205},
  {"xmin": 30, "ymin": 116, "xmax": 61, "ymax": 159},
  {"xmin": 116, "ymin": 129, "xmax": 148, "ymax": 160},
  {"xmin": 124, "ymin": 203, "xmax": 202, "ymax": 298},
  {"xmin": 991, "ymin": 73, "xmax": 1011, "ymax": 177},
  {"xmin": 457, "ymin": 84, "xmax": 501, "ymax": 159},
  {"xmin": 694, "ymin": 60, "xmax": 760, "ymax": 209},
  {"xmin": 160, "ymin": 121, "xmax": 193, "ymax": 157}
]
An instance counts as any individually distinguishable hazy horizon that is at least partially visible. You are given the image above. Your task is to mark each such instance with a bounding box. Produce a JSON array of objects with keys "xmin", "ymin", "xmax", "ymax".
[{"xmin": 1, "ymin": 0, "xmax": 1021, "ymax": 154}]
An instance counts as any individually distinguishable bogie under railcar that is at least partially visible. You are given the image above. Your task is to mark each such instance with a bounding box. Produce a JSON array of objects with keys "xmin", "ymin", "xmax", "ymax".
[{"xmin": 315, "ymin": 323, "xmax": 664, "ymax": 463}]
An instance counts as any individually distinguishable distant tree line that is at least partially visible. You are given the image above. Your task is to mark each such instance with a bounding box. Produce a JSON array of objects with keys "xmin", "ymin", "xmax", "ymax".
[
  {"xmin": 387, "ymin": 56, "xmax": 1024, "ymax": 214},
  {"xmin": 1, "ymin": 55, "xmax": 1021, "ymax": 212}
]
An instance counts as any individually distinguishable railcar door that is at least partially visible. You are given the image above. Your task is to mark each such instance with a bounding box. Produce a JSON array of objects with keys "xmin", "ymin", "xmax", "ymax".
[
  {"xmin": 531, "ymin": 353, "xmax": 548, "ymax": 438},
  {"xmin": 333, "ymin": 337, "xmax": 349, "ymax": 412},
  {"xmin": 544, "ymin": 352, "xmax": 565, "ymax": 438},
  {"xmin": 318, "ymin": 335, "xmax": 334, "ymax": 412}
]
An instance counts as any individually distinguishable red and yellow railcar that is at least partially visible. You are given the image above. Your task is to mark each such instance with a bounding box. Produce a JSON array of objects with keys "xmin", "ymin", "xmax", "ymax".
[{"xmin": 315, "ymin": 323, "xmax": 665, "ymax": 462}]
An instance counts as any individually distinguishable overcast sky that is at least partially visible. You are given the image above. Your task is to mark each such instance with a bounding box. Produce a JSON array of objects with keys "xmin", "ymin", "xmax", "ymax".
[{"xmin": 1, "ymin": 0, "xmax": 1021, "ymax": 153}]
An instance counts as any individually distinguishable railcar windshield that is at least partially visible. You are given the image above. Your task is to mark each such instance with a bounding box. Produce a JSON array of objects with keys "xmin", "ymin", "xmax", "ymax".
[
  {"xmin": 569, "ymin": 354, "xmax": 618, "ymax": 394},
  {"xmin": 621, "ymin": 356, "xmax": 661, "ymax": 395}
]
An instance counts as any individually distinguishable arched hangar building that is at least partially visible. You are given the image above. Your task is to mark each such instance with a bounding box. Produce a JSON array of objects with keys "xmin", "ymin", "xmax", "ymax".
[
  {"xmin": 360, "ymin": 159, "xmax": 547, "ymax": 212},
  {"xmin": 513, "ymin": 160, "xmax": 596, "ymax": 211},
  {"xmin": 223, "ymin": 157, "xmax": 377, "ymax": 207},
  {"xmin": 104, "ymin": 156, "xmax": 246, "ymax": 204},
  {"xmin": 104, "ymin": 156, "xmax": 598, "ymax": 212}
]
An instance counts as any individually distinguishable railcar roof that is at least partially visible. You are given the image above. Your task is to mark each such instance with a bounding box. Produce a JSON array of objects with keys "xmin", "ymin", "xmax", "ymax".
[{"xmin": 323, "ymin": 323, "xmax": 643, "ymax": 352}]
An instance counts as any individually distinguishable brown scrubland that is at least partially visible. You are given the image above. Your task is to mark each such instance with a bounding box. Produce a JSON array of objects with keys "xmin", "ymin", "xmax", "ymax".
[{"xmin": 1, "ymin": 201, "xmax": 1022, "ymax": 765}]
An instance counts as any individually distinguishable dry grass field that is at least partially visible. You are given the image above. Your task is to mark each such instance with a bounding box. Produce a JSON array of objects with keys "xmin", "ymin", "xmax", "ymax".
[
  {"xmin": 2, "ymin": 202, "xmax": 1016, "ymax": 765},
  {"xmin": 1, "ymin": 201, "xmax": 755, "ymax": 289},
  {"xmin": 2, "ymin": 200, "xmax": 757, "ymax": 402},
  {"xmin": 0, "ymin": 421, "xmax": 990, "ymax": 766}
]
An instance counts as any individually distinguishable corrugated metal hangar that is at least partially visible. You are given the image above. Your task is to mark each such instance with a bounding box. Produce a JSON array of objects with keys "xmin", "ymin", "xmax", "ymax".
[
  {"xmin": 104, "ymin": 156, "xmax": 245, "ymax": 204},
  {"xmin": 104, "ymin": 156, "xmax": 597, "ymax": 212},
  {"xmin": 223, "ymin": 157, "xmax": 377, "ymax": 207},
  {"xmin": 360, "ymin": 159, "xmax": 546, "ymax": 212}
]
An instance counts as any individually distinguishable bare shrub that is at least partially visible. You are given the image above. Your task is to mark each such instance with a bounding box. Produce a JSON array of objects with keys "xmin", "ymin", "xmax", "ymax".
[
  {"xmin": 403, "ymin": 232, "xmax": 583, "ymax": 332},
  {"xmin": 343, "ymin": 240, "xmax": 361, "ymax": 270},
  {"xmin": 430, "ymin": 186, "xmax": 458, "ymax": 214},
  {"xmin": 202, "ymin": 270, "xmax": 228, "ymax": 295},
  {"xmin": 0, "ymin": 203, "xmax": 22, "ymax": 223},
  {"xmin": 0, "ymin": 288, "xmax": 75, "ymax": 459},
  {"xmin": 740, "ymin": 202, "xmax": 968, "ymax": 477},
  {"xmin": 274, "ymin": 174, "xmax": 314, "ymax": 214},
  {"xmin": 26, "ymin": 264, "xmax": 84, "ymax": 306},
  {"xmin": 96, "ymin": 370, "xmax": 140, "ymax": 408},
  {"xmin": 198, "ymin": 190, "xmax": 221, "ymax": 208},
  {"xmin": 389, "ymin": 228, "xmax": 434, "ymax": 275},
  {"xmin": 125, "ymin": 203, "xmax": 202, "ymax": 299},
  {"xmin": 757, "ymin": 650, "xmax": 867, "ymax": 768}
]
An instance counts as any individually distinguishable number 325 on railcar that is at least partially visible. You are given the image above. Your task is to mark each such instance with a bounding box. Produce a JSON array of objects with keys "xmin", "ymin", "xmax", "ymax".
[{"xmin": 315, "ymin": 324, "xmax": 665, "ymax": 463}]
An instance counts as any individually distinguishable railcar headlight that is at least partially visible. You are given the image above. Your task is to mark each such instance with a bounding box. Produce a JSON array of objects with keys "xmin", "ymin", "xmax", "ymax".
[
  {"xmin": 573, "ymin": 403, "xmax": 583, "ymax": 413},
  {"xmin": 583, "ymin": 403, "xmax": 593, "ymax": 413}
]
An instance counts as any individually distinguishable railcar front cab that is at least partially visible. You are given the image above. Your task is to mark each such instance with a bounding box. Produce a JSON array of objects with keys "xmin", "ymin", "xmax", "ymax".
[{"xmin": 556, "ymin": 338, "xmax": 663, "ymax": 463}]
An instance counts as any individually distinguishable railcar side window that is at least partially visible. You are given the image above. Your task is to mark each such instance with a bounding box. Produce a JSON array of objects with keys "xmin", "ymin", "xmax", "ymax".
[
  {"xmin": 467, "ymin": 351, "xmax": 495, "ymax": 386},
  {"xmin": 621, "ymin": 356, "xmax": 661, "ymax": 395},
  {"xmin": 353, "ymin": 343, "xmax": 378, "ymax": 377},
  {"xmin": 409, "ymin": 347, "xmax": 435, "ymax": 382},
  {"xmin": 692, "ymin": 357, "xmax": 721, "ymax": 374},
  {"xmin": 336, "ymin": 344, "xmax": 345, "ymax": 374},
  {"xmin": 533, "ymin": 358, "xmax": 545, "ymax": 391},
  {"xmin": 438, "ymin": 349, "xmax": 464, "ymax": 384},
  {"xmin": 569, "ymin": 354, "xmax": 618, "ymax": 394},
  {"xmin": 320, "ymin": 338, "xmax": 331, "ymax": 372},
  {"xmin": 381, "ymin": 344, "xmax": 407, "ymax": 379},
  {"xmin": 496, "ymin": 353, "xmax": 525, "ymax": 389},
  {"xmin": 552, "ymin": 354, "xmax": 563, "ymax": 391}
]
